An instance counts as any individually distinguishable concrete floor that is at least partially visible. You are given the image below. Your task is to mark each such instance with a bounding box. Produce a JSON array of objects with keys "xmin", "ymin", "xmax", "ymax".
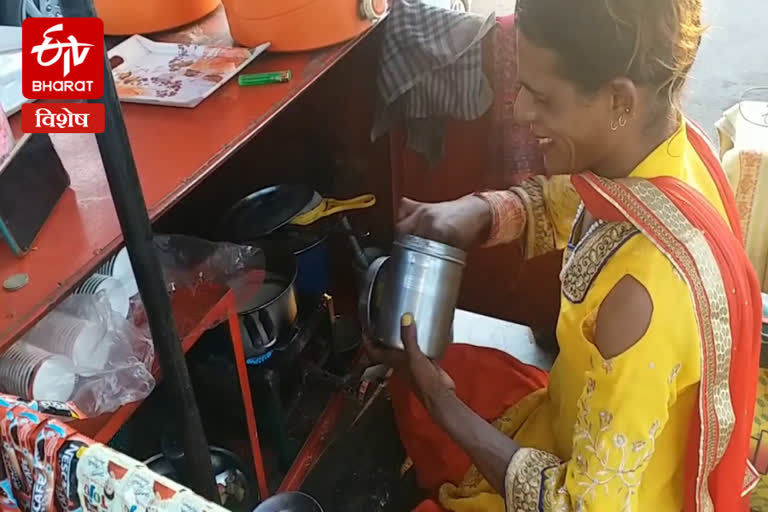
[
  {"xmin": 686, "ymin": 0, "xmax": 767, "ymax": 138},
  {"xmin": 471, "ymin": 0, "xmax": 768, "ymax": 140}
]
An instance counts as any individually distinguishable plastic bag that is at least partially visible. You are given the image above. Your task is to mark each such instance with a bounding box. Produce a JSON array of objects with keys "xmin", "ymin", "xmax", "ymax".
[
  {"xmin": 152, "ymin": 234, "xmax": 265, "ymax": 310},
  {"xmin": 12, "ymin": 293, "xmax": 155, "ymax": 417}
]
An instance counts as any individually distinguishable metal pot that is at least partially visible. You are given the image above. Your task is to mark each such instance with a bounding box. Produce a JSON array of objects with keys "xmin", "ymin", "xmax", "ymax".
[
  {"xmin": 360, "ymin": 235, "xmax": 466, "ymax": 360},
  {"xmin": 238, "ymin": 247, "xmax": 298, "ymax": 359},
  {"xmin": 253, "ymin": 492, "xmax": 323, "ymax": 512},
  {"xmin": 145, "ymin": 432, "xmax": 259, "ymax": 511}
]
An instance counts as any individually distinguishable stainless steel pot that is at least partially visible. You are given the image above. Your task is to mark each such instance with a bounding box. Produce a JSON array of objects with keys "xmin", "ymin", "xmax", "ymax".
[
  {"xmin": 360, "ymin": 235, "xmax": 466, "ymax": 359},
  {"xmin": 238, "ymin": 247, "xmax": 298, "ymax": 358},
  {"xmin": 254, "ymin": 492, "xmax": 323, "ymax": 512},
  {"xmin": 145, "ymin": 434, "xmax": 258, "ymax": 511}
]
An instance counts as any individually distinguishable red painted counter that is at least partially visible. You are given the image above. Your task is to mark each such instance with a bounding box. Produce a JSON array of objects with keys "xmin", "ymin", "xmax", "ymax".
[{"xmin": 0, "ymin": 25, "xmax": 378, "ymax": 349}]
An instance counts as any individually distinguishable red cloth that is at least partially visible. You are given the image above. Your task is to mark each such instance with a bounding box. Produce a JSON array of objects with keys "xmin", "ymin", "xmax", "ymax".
[
  {"xmin": 413, "ymin": 499, "xmax": 446, "ymax": 512},
  {"xmin": 486, "ymin": 14, "xmax": 543, "ymax": 188},
  {"xmin": 389, "ymin": 344, "xmax": 548, "ymax": 493}
]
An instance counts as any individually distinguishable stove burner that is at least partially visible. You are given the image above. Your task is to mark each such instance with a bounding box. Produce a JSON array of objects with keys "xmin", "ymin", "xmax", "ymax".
[{"xmin": 246, "ymin": 350, "xmax": 274, "ymax": 366}]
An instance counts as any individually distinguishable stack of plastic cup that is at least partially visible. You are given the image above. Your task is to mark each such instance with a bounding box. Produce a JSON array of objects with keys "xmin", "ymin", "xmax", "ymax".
[
  {"xmin": 74, "ymin": 274, "xmax": 131, "ymax": 319},
  {"xmin": 0, "ymin": 343, "xmax": 76, "ymax": 402},
  {"xmin": 23, "ymin": 310, "xmax": 110, "ymax": 370},
  {"xmin": 97, "ymin": 248, "xmax": 138, "ymax": 299}
]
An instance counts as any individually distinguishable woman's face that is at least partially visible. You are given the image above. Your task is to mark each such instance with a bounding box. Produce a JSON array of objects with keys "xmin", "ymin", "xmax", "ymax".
[{"xmin": 514, "ymin": 32, "xmax": 621, "ymax": 176}]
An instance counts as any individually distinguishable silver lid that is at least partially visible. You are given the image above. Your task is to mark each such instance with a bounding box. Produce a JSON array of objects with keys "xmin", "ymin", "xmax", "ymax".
[{"xmin": 394, "ymin": 235, "xmax": 466, "ymax": 266}]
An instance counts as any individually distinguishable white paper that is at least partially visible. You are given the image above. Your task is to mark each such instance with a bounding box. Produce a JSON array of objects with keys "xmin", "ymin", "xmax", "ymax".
[
  {"xmin": 0, "ymin": 50, "xmax": 26, "ymax": 115},
  {"xmin": 0, "ymin": 26, "xmax": 22, "ymax": 53},
  {"xmin": 108, "ymin": 35, "xmax": 270, "ymax": 108}
]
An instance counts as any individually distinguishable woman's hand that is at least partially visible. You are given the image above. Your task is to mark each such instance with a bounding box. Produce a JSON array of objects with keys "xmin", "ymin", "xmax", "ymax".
[
  {"xmin": 397, "ymin": 196, "xmax": 492, "ymax": 250},
  {"xmin": 368, "ymin": 313, "xmax": 521, "ymax": 495},
  {"xmin": 365, "ymin": 313, "xmax": 455, "ymax": 414}
]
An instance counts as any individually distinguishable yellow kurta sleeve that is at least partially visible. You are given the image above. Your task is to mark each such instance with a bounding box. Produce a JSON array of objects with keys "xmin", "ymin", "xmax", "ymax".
[
  {"xmin": 505, "ymin": 231, "xmax": 704, "ymax": 511},
  {"xmin": 505, "ymin": 346, "xmax": 682, "ymax": 511},
  {"xmin": 480, "ymin": 175, "xmax": 580, "ymax": 258}
]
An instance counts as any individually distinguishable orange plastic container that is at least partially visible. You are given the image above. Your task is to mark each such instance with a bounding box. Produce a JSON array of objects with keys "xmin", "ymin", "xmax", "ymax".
[
  {"xmin": 221, "ymin": 0, "xmax": 385, "ymax": 52},
  {"xmin": 94, "ymin": 0, "xmax": 221, "ymax": 36}
]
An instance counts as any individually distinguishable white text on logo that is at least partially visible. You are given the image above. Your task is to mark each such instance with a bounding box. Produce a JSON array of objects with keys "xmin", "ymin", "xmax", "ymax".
[{"xmin": 30, "ymin": 23, "xmax": 93, "ymax": 77}]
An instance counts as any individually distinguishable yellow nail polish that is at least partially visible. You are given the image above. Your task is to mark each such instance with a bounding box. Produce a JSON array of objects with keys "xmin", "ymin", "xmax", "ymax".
[{"xmin": 401, "ymin": 313, "xmax": 414, "ymax": 327}]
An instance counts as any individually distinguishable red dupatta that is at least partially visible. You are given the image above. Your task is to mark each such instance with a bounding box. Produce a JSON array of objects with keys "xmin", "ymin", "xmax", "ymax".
[{"xmin": 571, "ymin": 126, "xmax": 762, "ymax": 511}]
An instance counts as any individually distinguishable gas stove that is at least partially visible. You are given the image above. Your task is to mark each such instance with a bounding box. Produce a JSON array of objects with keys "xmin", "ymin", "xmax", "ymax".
[{"xmin": 192, "ymin": 293, "xmax": 361, "ymax": 491}]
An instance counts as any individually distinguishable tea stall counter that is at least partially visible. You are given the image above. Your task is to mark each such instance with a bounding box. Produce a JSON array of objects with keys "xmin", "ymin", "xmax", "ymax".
[
  {"xmin": 0, "ymin": 20, "xmax": 382, "ymax": 501},
  {"xmin": 0, "ymin": 28, "xmax": 378, "ymax": 350}
]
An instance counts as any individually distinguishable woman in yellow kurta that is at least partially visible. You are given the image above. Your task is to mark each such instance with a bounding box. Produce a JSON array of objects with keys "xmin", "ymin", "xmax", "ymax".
[{"xmin": 366, "ymin": 0, "xmax": 763, "ymax": 510}]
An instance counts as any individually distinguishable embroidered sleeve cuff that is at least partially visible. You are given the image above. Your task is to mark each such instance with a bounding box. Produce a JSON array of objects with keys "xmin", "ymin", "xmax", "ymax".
[
  {"xmin": 505, "ymin": 448, "xmax": 563, "ymax": 512},
  {"xmin": 475, "ymin": 190, "xmax": 526, "ymax": 247}
]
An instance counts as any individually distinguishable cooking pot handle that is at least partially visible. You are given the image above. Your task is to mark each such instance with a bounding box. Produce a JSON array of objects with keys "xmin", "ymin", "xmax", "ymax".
[
  {"xmin": 159, "ymin": 431, "xmax": 191, "ymax": 486},
  {"xmin": 243, "ymin": 311, "xmax": 278, "ymax": 349}
]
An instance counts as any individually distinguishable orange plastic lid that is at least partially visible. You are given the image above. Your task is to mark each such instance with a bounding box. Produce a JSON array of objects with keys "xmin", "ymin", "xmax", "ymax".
[
  {"xmin": 94, "ymin": 0, "xmax": 221, "ymax": 36},
  {"xmin": 222, "ymin": 0, "xmax": 384, "ymax": 52}
]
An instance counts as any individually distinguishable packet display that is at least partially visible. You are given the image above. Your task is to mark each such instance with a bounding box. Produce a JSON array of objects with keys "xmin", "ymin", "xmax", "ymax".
[
  {"xmin": 11, "ymin": 408, "xmax": 45, "ymax": 498},
  {"xmin": 0, "ymin": 396, "xmax": 56, "ymax": 512},
  {"xmin": 119, "ymin": 467, "xmax": 185, "ymax": 512},
  {"xmin": 0, "ymin": 463, "xmax": 19, "ymax": 512},
  {"xmin": 75, "ymin": 448, "xmax": 232, "ymax": 512},
  {"xmin": 0, "ymin": 405, "xmax": 31, "ymax": 509},
  {"xmin": 30, "ymin": 421, "xmax": 65, "ymax": 512},
  {"xmin": 31, "ymin": 419, "xmax": 90, "ymax": 512},
  {"xmin": 0, "ymin": 396, "xmax": 25, "ymax": 512},
  {"xmin": 76, "ymin": 444, "xmax": 138, "ymax": 511},
  {"xmin": 56, "ymin": 438, "xmax": 88, "ymax": 512},
  {"xmin": 0, "ymin": 394, "xmax": 230, "ymax": 512},
  {"xmin": 172, "ymin": 490, "xmax": 226, "ymax": 512},
  {"xmin": 34, "ymin": 402, "xmax": 85, "ymax": 422},
  {"xmin": 0, "ymin": 394, "xmax": 84, "ymax": 423},
  {"xmin": 0, "ymin": 396, "xmax": 37, "ymax": 414}
]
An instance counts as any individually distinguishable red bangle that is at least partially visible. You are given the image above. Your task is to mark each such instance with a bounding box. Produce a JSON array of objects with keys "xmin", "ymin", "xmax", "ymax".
[{"xmin": 475, "ymin": 191, "xmax": 525, "ymax": 245}]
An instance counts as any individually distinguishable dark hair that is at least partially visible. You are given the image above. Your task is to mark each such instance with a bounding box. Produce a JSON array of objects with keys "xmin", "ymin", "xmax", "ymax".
[{"xmin": 516, "ymin": 0, "xmax": 703, "ymax": 109}]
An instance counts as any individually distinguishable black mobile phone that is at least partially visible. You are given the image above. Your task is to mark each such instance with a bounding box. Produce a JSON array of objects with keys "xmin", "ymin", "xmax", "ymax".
[{"xmin": 0, "ymin": 133, "xmax": 71, "ymax": 256}]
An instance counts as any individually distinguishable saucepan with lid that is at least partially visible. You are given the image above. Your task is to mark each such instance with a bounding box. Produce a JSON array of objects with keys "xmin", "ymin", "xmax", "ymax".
[
  {"xmin": 360, "ymin": 234, "xmax": 466, "ymax": 360},
  {"xmin": 234, "ymin": 245, "xmax": 298, "ymax": 358}
]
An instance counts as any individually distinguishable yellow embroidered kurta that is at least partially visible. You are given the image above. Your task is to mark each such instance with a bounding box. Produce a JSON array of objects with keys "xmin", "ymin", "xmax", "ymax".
[{"xmin": 442, "ymin": 121, "xmax": 730, "ymax": 511}]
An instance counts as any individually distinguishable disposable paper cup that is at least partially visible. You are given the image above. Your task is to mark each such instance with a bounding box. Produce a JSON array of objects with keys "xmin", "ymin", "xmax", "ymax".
[
  {"xmin": 75, "ymin": 274, "xmax": 131, "ymax": 318},
  {"xmin": 0, "ymin": 344, "xmax": 76, "ymax": 401},
  {"xmin": 25, "ymin": 310, "xmax": 110, "ymax": 370},
  {"xmin": 97, "ymin": 248, "xmax": 138, "ymax": 298}
]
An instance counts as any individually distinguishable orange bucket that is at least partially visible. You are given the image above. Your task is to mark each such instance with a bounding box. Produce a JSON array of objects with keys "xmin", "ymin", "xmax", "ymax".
[
  {"xmin": 94, "ymin": 0, "xmax": 221, "ymax": 36},
  {"xmin": 221, "ymin": 0, "xmax": 387, "ymax": 52}
]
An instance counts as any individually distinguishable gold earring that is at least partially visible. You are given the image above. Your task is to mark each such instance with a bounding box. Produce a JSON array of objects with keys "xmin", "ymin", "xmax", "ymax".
[
  {"xmin": 610, "ymin": 119, "xmax": 619, "ymax": 131},
  {"xmin": 619, "ymin": 114, "xmax": 627, "ymax": 128}
]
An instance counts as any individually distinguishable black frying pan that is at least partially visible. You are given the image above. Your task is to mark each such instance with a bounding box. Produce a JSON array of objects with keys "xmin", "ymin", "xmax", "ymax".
[{"xmin": 220, "ymin": 184, "xmax": 315, "ymax": 241}]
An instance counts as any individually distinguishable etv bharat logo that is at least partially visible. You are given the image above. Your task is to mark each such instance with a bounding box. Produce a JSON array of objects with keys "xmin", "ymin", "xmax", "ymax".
[
  {"xmin": 20, "ymin": 18, "xmax": 105, "ymax": 133},
  {"xmin": 22, "ymin": 17, "xmax": 104, "ymax": 99},
  {"xmin": 31, "ymin": 23, "xmax": 93, "ymax": 78}
]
